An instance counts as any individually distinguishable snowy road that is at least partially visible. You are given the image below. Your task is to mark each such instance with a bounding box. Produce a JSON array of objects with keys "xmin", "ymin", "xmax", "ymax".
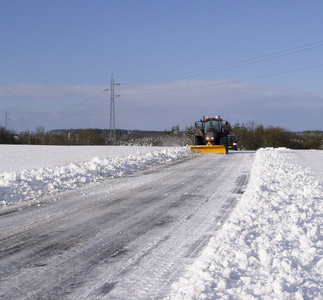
[{"xmin": 0, "ymin": 152, "xmax": 255, "ymax": 299}]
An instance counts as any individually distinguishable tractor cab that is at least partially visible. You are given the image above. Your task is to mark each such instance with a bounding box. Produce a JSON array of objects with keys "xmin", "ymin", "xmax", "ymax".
[{"xmin": 204, "ymin": 119, "xmax": 221, "ymax": 133}]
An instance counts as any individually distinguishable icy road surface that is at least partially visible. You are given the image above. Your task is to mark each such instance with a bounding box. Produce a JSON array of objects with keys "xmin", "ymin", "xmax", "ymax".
[{"xmin": 0, "ymin": 151, "xmax": 255, "ymax": 299}]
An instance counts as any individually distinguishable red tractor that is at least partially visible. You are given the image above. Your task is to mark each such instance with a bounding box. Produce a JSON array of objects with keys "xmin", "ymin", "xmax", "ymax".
[{"xmin": 190, "ymin": 116, "xmax": 229, "ymax": 154}]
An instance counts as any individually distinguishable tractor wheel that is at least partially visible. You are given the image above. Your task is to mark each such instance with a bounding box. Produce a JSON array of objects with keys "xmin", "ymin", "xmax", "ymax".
[
  {"xmin": 182, "ymin": 138, "xmax": 192, "ymax": 147},
  {"xmin": 195, "ymin": 136, "xmax": 203, "ymax": 145},
  {"xmin": 220, "ymin": 136, "xmax": 229, "ymax": 154}
]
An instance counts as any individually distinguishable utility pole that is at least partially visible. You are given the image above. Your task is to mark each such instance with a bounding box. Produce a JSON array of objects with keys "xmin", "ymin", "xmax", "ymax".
[
  {"xmin": 109, "ymin": 73, "xmax": 120, "ymax": 145},
  {"xmin": 5, "ymin": 111, "xmax": 9, "ymax": 129}
]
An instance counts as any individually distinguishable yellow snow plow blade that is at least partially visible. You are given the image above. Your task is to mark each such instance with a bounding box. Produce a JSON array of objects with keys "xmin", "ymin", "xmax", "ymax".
[{"xmin": 189, "ymin": 143, "xmax": 227, "ymax": 154}]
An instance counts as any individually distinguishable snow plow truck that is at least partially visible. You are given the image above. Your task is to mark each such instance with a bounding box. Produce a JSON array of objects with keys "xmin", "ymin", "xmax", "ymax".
[{"xmin": 189, "ymin": 116, "xmax": 229, "ymax": 154}]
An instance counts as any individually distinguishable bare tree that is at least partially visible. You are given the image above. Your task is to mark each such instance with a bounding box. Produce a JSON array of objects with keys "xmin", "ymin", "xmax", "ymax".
[{"xmin": 35, "ymin": 126, "xmax": 46, "ymax": 145}]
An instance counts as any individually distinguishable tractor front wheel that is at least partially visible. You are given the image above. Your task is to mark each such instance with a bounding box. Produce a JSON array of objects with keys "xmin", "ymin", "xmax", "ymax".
[{"xmin": 195, "ymin": 136, "xmax": 204, "ymax": 145}]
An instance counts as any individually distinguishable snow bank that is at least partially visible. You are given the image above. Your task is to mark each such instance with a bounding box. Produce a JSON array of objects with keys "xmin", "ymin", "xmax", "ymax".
[
  {"xmin": 0, "ymin": 147, "xmax": 190, "ymax": 207},
  {"xmin": 169, "ymin": 148, "xmax": 323, "ymax": 299}
]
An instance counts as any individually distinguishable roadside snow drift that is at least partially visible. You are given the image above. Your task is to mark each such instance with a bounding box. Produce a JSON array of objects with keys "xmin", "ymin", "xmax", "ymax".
[
  {"xmin": 0, "ymin": 147, "xmax": 190, "ymax": 206},
  {"xmin": 168, "ymin": 148, "xmax": 323, "ymax": 299}
]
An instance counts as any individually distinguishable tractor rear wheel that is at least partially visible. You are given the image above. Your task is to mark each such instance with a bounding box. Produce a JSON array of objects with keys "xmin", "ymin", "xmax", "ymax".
[{"xmin": 220, "ymin": 136, "xmax": 229, "ymax": 154}]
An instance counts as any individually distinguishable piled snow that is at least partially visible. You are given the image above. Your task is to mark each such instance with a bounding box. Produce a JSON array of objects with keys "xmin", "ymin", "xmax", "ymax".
[
  {"xmin": 169, "ymin": 148, "xmax": 323, "ymax": 299},
  {"xmin": 0, "ymin": 146, "xmax": 190, "ymax": 207}
]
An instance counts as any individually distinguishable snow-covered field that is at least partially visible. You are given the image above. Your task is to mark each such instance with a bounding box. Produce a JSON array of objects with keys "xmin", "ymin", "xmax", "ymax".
[
  {"xmin": 0, "ymin": 145, "xmax": 322, "ymax": 299},
  {"xmin": 0, "ymin": 144, "xmax": 170, "ymax": 173}
]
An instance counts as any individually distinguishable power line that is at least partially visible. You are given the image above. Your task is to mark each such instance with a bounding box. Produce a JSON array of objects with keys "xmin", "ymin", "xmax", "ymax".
[
  {"xmin": 55, "ymin": 89, "xmax": 107, "ymax": 114},
  {"xmin": 122, "ymin": 63, "xmax": 323, "ymax": 96},
  {"xmin": 123, "ymin": 9, "xmax": 323, "ymax": 87},
  {"xmin": 42, "ymin": 39, "xmax": 323, "ymax": 120},
  {"xmin": 55, "ymin": 97, "xmax": 107, "ymax": 119},
  {"xmin": 52, "ymin": 89, "xmax": 108, "ymax": 123},
  {"xmin": 46, "ymin": 40, "xmax": 323, "ymax": 125},
  {"xmin": 120, "ymin": 40, "xmax": 323, "ymax": 86}
]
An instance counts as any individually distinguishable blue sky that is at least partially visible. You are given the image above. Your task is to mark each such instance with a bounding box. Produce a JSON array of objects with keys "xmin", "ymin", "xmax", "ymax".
[{"xmin": 1, "ymin": 0, "xmax": 323, "ymax": 132}]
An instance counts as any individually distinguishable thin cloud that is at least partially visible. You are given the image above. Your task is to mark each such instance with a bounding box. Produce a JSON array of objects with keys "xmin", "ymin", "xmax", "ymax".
[
  {"xmin": 1, "ymin": 80, "xmax": 322, "ymax": 132},
  {"xmin": 0, "ymin": 84, "xmax": 107, "ymax": 98}
]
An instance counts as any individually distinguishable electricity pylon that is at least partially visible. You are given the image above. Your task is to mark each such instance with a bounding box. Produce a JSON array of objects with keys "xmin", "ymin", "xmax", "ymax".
[{"xmin": 109, "ymin": 74, "xmax": 119, "ymax": 145}]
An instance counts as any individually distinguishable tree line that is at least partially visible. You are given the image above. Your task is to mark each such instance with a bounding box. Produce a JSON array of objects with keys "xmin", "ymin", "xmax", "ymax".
[
  {"xmin": 228, "ymin": 122, "xmax": 323, "ymax": 150},
  {"xmin": 0, "ymin": 126, "xmax": 163, "ymax": 146},
  {"xmin": 1, "ymin": 123, "xmax": 322, "ymax": 150}
]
